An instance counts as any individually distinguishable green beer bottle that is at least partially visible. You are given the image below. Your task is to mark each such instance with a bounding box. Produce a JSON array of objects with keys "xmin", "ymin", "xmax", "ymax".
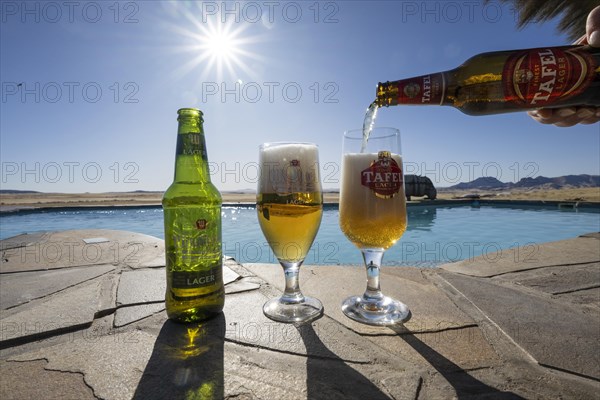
[{"xmin": 163, "ymin": 108, "xmax": 224, "ymax": 323}]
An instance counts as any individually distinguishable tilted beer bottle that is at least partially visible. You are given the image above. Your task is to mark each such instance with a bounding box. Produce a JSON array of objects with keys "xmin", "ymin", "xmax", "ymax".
[
  {"xmin": 163, "ymin": 108, "xmax": 224, "ymax": 323},
  {"xmin": 376, "ymin": 45, "xmax": 600, "ymax": 115}
]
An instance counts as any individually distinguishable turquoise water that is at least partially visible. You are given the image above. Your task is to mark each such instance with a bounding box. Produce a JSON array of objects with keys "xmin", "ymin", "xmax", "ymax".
[{"xmin": 1, "ymin": 204, "xmax": 598, "ymax": 266}]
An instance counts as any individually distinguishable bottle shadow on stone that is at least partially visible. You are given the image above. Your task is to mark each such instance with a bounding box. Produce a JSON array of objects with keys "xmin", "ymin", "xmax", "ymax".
[{"xmin": 133, "ymin": 314, "xmax": 225, "ymax": 400}]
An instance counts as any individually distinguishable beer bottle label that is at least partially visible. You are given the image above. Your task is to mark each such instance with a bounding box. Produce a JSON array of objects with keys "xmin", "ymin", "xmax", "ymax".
[
  {"xmin": 176, "ymin": 133, "xmax": 207, "ymax": 158},
  {"xmin": 171, "ymin": 265, "xmax": 222, "ymax": 289},
  {"xmin": 503, "ymin": 46, "xmax": 596, "ymax": 107},
  {"xmin": 381, "ymin": 74, "xmax": 445, "ymax": 105},
  {"xmin": 361, "ymin": 151, "xmax": 403, "ymax": 199},
  {"xmin": 164, "ymin": 207, "xmax": 222, "ymax": 290}
]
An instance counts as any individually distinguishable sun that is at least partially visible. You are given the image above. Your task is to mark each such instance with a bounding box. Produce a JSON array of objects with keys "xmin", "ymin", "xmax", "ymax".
[
  {"xmin": 205, "ymin": 30, "xmax": 236, "ymax": 61},
  {"xmin": 166, "ymin": 4, "xmax": 264, "ymax": 83}
]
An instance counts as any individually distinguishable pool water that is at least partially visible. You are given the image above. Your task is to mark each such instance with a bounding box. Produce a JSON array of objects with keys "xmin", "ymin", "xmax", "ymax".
[{"xmin": 1, "ymin": 204, "xmax": 598, "ymax": 266}]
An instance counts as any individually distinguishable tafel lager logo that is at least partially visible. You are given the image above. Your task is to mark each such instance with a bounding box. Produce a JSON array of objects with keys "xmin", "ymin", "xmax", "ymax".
[
  {"xmin": 361, "ymin": 151, "xmax": 403, "ymax": 198},
  {"xmin": 503, "ymin": 47, "xmax": 595, "ymax": 107}
]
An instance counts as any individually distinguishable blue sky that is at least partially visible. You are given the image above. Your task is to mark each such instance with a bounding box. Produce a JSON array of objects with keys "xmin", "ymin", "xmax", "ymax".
[{"xmin": 1, "ymin": 0, "xmax": 599, "ymax": 193}]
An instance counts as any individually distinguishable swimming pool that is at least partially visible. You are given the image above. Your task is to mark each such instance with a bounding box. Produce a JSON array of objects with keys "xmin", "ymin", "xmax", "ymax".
[{"xmin": 1, "ymin": 203, "xmax": 598, "ymax": 266}]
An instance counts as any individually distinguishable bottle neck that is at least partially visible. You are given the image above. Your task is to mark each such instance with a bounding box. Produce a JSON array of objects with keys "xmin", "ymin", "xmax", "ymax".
[
  {"xmin": 377, "ymin": 72, "xmax": 447, "ymax": 107},
  {"xmin": 173, "ymin": 117, "xmax": 211, "ymax": 184}
]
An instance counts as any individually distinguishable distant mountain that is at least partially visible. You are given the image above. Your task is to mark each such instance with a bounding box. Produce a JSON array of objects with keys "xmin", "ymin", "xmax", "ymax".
[
  {"xmin": 445, "ymin": 174, "xmax": 600, "ymax": 190},
  {"xmin": 0, "ymin": 189, "xmax": 41, "ymax": 194},
  {"xmin": 511, "ymin": 174, "xmax": 600, "ymax": 189},
  {"xmin": 449, "ymin": 177, "xmax": 505, "ymax": 190}
]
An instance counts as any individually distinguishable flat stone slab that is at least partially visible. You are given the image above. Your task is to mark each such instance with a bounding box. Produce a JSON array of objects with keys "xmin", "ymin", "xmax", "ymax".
[
  {"xmin": 439, "ymin": 270, "xmax": 600, "ymax": 380},
  {"xmin": 0, "ymin": 232, "xmax": 50, "ymax": 251},
  {"xmin": 493, "ymin": 262, "xmax": 600, "ymax": 295},
  {"xmin": 372, "ymin": 326, "xmax": 503, "ymax": 372},
  {"xmin": 224, "ymin": 289, "xmax": 372, "ymax": 363},
  {"xmin": 0, "ymin": 359, "xmax": 95, "ymax": 400},
  {"xmin": 1, "ymin": 280, "xmax": 101, "ymax": 345},
  {"xmin": 441, "ymin": 235, "xmax": 600, "ymax": 277},
  {"xmin": 1, "ymin": 229, "xmax": 164, "ymax": 273},
  {"xmin": 117, "ymin": 268, "xmax": 166, "ymax": 306},
  {"xmin": 224, "ymin": 277, "xmax": 261, "ymax": 294},
  {"xmin": 115, "ymin": 304, "xmax": 165, "ymax": 327},
  {"xmin": 245, "ymin": 263, "xmax": 476, "ymax": 334},
  {"xmin": 554, "ymin": 287, "xmax": 600, "ymax": 309},
  {"xmin": 10, "ymin": 330, "xmax": 156, "ymax": 400},
  {"xmin": 1, "ymin": 264, "xmax": 115, "ymax": 310}
]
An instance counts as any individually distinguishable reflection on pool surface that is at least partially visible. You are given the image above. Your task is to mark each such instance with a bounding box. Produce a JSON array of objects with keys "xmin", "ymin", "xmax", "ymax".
[{"xmin": 1, "ymin": 203, "xmax": 598, "ymax": 266}]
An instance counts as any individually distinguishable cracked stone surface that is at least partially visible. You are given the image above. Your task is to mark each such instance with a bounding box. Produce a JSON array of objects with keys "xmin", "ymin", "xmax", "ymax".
[
  {"xmin": 439, "ymin": 270, "xmax": 600, "ymax": 381},
  {"xmin": 114, "ymin": 304, "xmax": 165, "ymax": 327},
  {"xmin": 493, "ymin": 261, "xmax": 600, "ymax": 296},
  {"xmin": 10, "ymin": 330, "xmax": 156, "ymax": 400},
  {"xmin": 224, "ymin": 289, "xmax": 375, "ymax": 363},
  {"xmin": 0, "ymin": 279, "xmax": 102, "ymax": 344},
  {"xmin": 2, "ymin": 229, "xmax": 600, "ymax": 399},
  {"xmin": 0, "ymin": 360, "xmax": 95, "ymax": 400},
  {"xmin": 371, "ymin": 326, "xmax": 503, "ymax": 372},
  {"xmin": 0, "ymin": 232, "xmax": 50, "ymax": 251},
  {"xmin": 130, "ymin": 316, "xmax": 423, "ymax": 400},
  {"xmin": 441, "ymin": 235, "xmax": 600, "ymax": 277},
  {"xmin": 117, "ymin": 268, "xmax": 166, "ymax": 306},
  {"xmin": 1, "ymin": 229, "xmax": 164, "ymax": 273},
  {"xmin": 1, "ymin": 264, "xmax": 115, "ymax": 310}
]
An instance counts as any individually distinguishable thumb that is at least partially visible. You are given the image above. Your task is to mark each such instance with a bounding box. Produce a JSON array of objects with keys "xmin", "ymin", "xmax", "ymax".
[{"xmin": 586, "ymin": 5, "xmax": 600, "ymax": 46}]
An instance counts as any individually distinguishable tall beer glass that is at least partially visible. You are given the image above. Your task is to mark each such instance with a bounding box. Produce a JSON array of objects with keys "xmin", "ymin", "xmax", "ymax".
[
  {"xmin": 339, "ymin": 128, "xmax": 411, "ymax": 325},
  {"xmin": 257, "ymin": 142, "xmax": 324, "ymax": 323}
]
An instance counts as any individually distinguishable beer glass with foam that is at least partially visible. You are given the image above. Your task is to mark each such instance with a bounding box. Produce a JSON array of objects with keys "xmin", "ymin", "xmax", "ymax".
[
  {"xmin": 339, "ymin": 128, "xmax": 411, "ymax": 325},
  {"xmin": 257, "ymin": 142, "xmax": 324, "ymax": 323}
]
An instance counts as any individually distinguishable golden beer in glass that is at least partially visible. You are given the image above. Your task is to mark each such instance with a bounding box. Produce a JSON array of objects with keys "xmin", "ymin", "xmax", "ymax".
[
  {"xmin": 257, "ymin": 142, "xmax": 324, "ymax": 323},
  {"xmin": 339, "ymin": 128, "xmax": 411, "ymax": 326}
]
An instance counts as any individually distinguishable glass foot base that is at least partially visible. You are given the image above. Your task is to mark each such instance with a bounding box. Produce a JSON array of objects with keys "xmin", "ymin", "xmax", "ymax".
[
  {"xmin": 263, "ymin": 296, "xmax": 323, "ymax": 323},
  {"xmin": 341, "ymin": 295, "xmax": 411, "ymax": 326}
]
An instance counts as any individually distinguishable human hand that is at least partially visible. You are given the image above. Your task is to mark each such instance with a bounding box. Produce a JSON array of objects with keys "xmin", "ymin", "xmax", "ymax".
[{"xmin": 528, "ymin": 5, "xmax": 600, "ymax": 127}]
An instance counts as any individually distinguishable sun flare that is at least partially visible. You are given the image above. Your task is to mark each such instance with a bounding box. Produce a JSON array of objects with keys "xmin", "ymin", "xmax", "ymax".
[
  {"xmin": 205, "ymin": 30, "xmax": 236, "ymax": 60},
  {"xmin": 167, "ymin": 4, "xmax": 264, "ymax": 82}
]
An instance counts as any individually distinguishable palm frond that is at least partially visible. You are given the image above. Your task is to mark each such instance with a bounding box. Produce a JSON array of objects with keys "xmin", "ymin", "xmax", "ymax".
[{"xmin": 491, "ymin": 0, "xmax": 599, "ymax": 41}]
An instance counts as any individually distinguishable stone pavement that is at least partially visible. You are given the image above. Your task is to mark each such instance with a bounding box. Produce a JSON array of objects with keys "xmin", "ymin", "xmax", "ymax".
[{"xmin": 0, "ymin": 229, "xmax": 598, "ymax": 399}]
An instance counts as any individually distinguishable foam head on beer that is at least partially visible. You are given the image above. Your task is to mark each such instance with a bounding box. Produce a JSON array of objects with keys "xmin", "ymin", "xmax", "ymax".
[{"xmin": 258, "ymin": 143, "xmax": 320, "ymax": 195}]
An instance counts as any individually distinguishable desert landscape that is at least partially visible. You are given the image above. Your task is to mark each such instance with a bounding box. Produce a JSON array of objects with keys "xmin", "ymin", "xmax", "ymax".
[{"xmin": 1, "ymin": 187, "xmax": 599, "ymax": 212}]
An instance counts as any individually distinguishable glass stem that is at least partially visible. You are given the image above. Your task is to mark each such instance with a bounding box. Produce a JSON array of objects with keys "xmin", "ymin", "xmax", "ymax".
[
  {"xmin": 361, "ymin": 249, "xmax": 384, "ymax": 302},
  {"xmin": 280, "ymin": 261, "xmax": 305, "ymax": 304}
]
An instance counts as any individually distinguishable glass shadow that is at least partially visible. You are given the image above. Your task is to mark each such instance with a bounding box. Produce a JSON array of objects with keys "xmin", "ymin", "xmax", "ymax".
[
  {"xmin": 297, "ymin": 323, "xmax": 391, "ymax": 399},
  {"xmin": 133, "ymin": 314, "xmax": 225, "ymax": 400},
  {"xmin": 390, "ymin": 326, "xmax": 524, "ymax": 399}
]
